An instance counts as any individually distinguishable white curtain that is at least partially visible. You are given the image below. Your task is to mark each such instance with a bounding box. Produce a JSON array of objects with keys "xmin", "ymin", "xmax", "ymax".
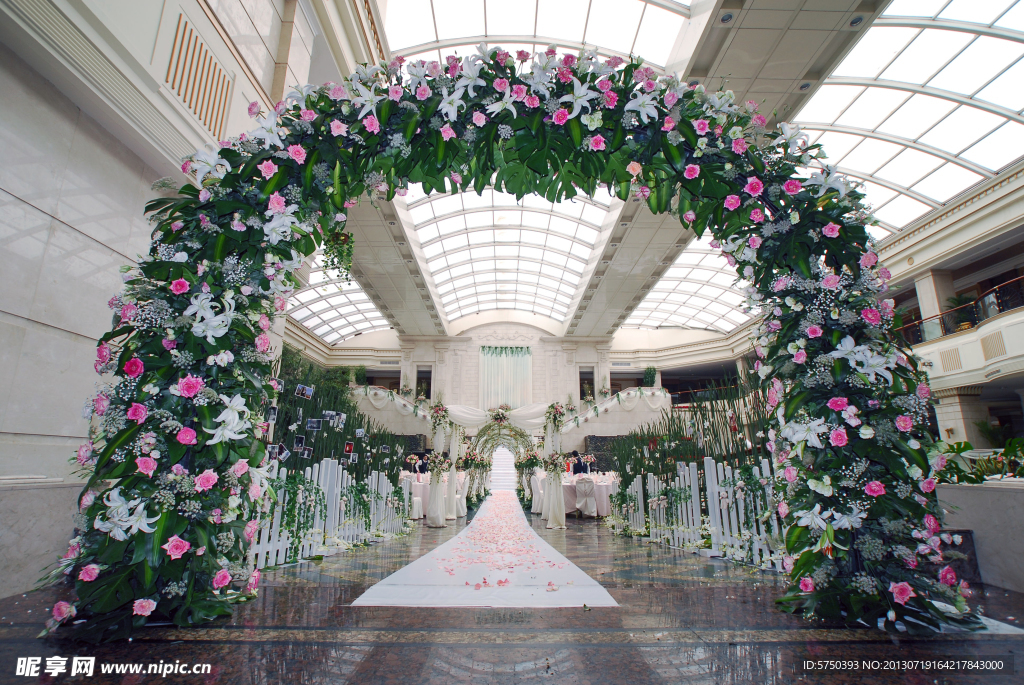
[{"xmin": 479, "ymin": 346, "xmax": 532, "ymax": 409}]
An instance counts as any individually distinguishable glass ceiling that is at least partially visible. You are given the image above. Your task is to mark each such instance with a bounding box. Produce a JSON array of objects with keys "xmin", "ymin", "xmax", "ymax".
[
  {"xmin": 402, "ymin": 185, "xmax": 615, "ymax": 323},
  {"xmin": 794, "ymin": 0, "xmax": 1024, "ymax": 238},
  {"xmin": 287, "ymin": 254, "xmax": 391, "ymax": 343},
  {"xmin": 383, "ymin": 0, "xmax": 690, "ymax": 69},
  {"xmin": 622, "ymin": 236, "xmax": 751, "ymax": 333}
]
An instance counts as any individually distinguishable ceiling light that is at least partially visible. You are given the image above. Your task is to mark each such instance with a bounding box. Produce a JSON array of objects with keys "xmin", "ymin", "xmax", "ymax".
[
  {"xmin": 799, "ymin": 82, "xmax": 811, "ymax": 91},
  {"xmin": 720, "ymin": 12, "xmax": 734, "ymax": 24},
  {"xmin": 688, "ymin": 80, "xmax": 700, "ymax": 87},
  {"xmin": 849, "ymin": 16, "xmax": 863, "ymax": 27}
]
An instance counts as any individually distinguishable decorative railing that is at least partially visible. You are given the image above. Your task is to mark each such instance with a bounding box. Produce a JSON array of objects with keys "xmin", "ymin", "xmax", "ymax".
[{"xmin": 896, "ymin": 275, "xmax": 1024, "ymax": 344}]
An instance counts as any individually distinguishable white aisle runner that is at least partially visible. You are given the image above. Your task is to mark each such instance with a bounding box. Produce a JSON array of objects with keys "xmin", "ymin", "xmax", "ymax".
[{"xmin": 352, "ymin": 449, "xmax": 617, "ymax": 608}]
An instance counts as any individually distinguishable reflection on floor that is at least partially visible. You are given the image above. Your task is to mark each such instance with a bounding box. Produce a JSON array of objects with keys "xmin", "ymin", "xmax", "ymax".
[{"xmin": 2, "ymin": 508, "xmax": 1023, "ymax": 684}]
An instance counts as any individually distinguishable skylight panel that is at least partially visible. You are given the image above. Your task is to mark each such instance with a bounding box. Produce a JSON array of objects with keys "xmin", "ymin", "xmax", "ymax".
[
  {"xmin": 961, "ymin": 121, "xmax": 1024, "ymax": 169},
  {"xmin": 997, "ymin": 1, "xmax": 1024, "ymax": 30},
  {"xmin": 911, "ymin": 163, "xmax": 984, "ymax": 201},
  {"xmin": 872, "ymin": 195, "xmax": 931, "ymax": 228},
  {"xmin": 812, "ymin": 132, "xmax": 862, "ymax": 162},
  {"xmin": 976, "ymin": 59, "xmax": 1024, "ymax": 110},
  {"xmin": 536, "ymin": 0, "xmax": 589, "ymax": 43},
  {"xmin": 486, "ymin": 1, "xmax": 536, "ymax": 35},
  {"xmin": 833, "ymin": 27, "xmax": 918, "ymax": 78},
  {"xmin": 939, "ymin": 0, "xmax": 1016, "ymax": 24},
  {"xmin": 586, "ymin": 0, "xmax": 644, "ymax": 54},
  {"xmin": 875, "ymin": 149, "xmax": 944, "ymax": 187},
  {"xmin": 883, "ymin": 0, "xmax": 947, "ymax": 17},
  {"xmin": 917, "ymin": 106, "xmax": 1005, "ymax": 154},
  {"xmin": 408, "ymin": 204, "xmax": 434, "ymax": 224},
  {"xmin": 837, "ymin": 139, "xmax": 904, "ymax": 174},
  {"xmin": 880, "ymin": 30, "xmax": 973, "ymax": 85},
  {"xmin": 795, "ymin": 85, "xmax": 863, "ymax": 124},
  {"xmin": 432, "ymin": 0, "xmax": 484, "ymax": 41},
  {"xmin": 927, "ymin": 37, "xmax": 1024, "ymax": 95},
  {"xmin": 835, "ymin": 88, "xmax": 910, "ymax": 130},
  {"xmin": 876, "ymin": 94, "xmax": 957, "ymax": 139},
  {"xmin": 634, "ymin": 3, "xmax": 686, "ymax": 66}
]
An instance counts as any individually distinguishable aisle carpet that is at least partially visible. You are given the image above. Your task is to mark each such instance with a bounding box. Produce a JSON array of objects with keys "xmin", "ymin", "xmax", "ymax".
[{"xmin": 351, "ymin": 448, "xmax": 617, "ymax": 608}]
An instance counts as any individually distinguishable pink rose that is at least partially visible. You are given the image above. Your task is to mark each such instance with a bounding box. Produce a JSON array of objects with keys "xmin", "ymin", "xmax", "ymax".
[
  {"xmin": 553, "ymin": 108, "xmax": 570, "ymax": 125},
  {"xmin": 916, "ymin": 383, "xmax": 931, "ymax": 399},
  {"xmin": 78, "ymin": 564, "xmax": 100, "ymax": 582},
  {"xmin": 821, "ymin": 274, "xmax": 841, "ymax": 289},
  {"xmin": 626, "ymin": 161, "xmax": 643, "ymax": 176},
  {"xmin": 783, "ymin": 179, "xmax": 802, "ymax": 195},
  {"xmin": 861, "ymin": 308, "xmax": 882, "ymax": 325},
  {"xmin": 682, "ymin": 210, "xmax": 696, "ymax": 224},
  {"xmin": 93, "ymin": 393, "xmax": 110, "ymax": 416},
  {"xmin": 793, "ymin": 349, "xmax": 807, "ymax": 364},
  {"xmin": 752, "ymin": 114, "xmax": 767, "ymax": 127},
  {"xmin": 268, "ymin": 192, "xmax": 286, "ymax": 214},
  {"xmin": 248, "ymin": 101, "xmax": 260, "ymax": 117},
  {"xmin": 684, "ymin": 164, "xmax": 700, "ymax": 180},
  {"xmin": 724, "ymin": 195, "xmax": 741, "ymax": 211},
  {"xmin": 939, "ymin": 566, "xmax": 956, "ymax": 586},
  {"xmin": 822, "ymin": 222, "xmax": 840, "ymax": 238},
  {"xmin": 176, "ymin": 427, "xmax": 197, "ymax": 445},
  {"xmin": 450, "ymin": 172, "xmax": 462, "ymax": 185},
  {"xmin": 52, "ymin": 601, "xmax": 76, "ymax": 622},
  {"xmin": 388, "ymin": 85, "xmax": 402, "ymax": 101},
  {"xmin": 895, "ymin": 415, "xmax": 914, "ymax": 432},
  {"xmin": 244, "ymin": 519, "xmax": 259, "ymax": 543},
  {"xmin": 799, "ymin": 577, "xmax": 814, "ymax": 593},
  {"xmin": 602, "ymin": 91, "xmax": 618, "ymax": 108},
  {"xmin": 126, "ymin": 402, "xmax": 147, "ymax": 425},
  {"xmin": 96, "ymin": 342, "xmax": 111, "ymax": 367},
  {"xmin": 783, "ymin": 556, "xmax": 795, "ymax": 573},
  {"xmin": 493, "ymin": 78, "xmax": 509, "ymax": 92},
  {"xmin": 865, "ymin": 481, "xmax": 886, "ymax": 497},
  {"xmin": 135, "ymin": 456, "xmax": 158, "ymax": 478},
  {"xmin": 784, "ymin": 466, "xmax": 798, "ymax": 482},
  {"xmin": 256, "ymin": 333, "xmax": 271, "ymax": 353},
  {"xmin": 661, "ymin": 117, "xmax": 676, "ymax": 132},
  {"xmin": 525, "ymin": 95, "xmax": 540, "ymax": 108},
  {"xmin": 363, "ymin": 115, "xmax": 380, "ymax": 134},
  {"xmin": 170, "ymin": 278, "xmax": 190, "ymax": 295},
  {"xmin": 162, "ymin": 338, "xmax": 177, "ymax": 350},
  {"xmin": 692, "ymin": 119, "xmax": 710, "ymax": 135},
  {"xmin": 275, "ymin": 295, "xmax": 287, "ymax": 312},
  {"xmin": 589, "ymin": 135, "xmax": 606, "ymax": 151},
  {"xmin": 415, "ymin": 84, "xmax": 431, "ymax": 100},
  {"xmin": 807, "ymin": 325, "xmax": 823, "ymax": 338},
  {"xmin": 193, "ymin": 469, "xmax": 218, "ymax": 493},
  {"xmin": 473, "ymin": 111, "xmax": 487, "ymax": 126},
  {"xmin": 860, "ymin": 251, "xmax": 878, "ymax": 268},
  {"xmin": 123, "ymin": 357, "xmax": 144, "ymax": 378},
  {"xmin": 177, "ymin": 374, "xmax": 204, "ymax": 398},
  {"xmin": 879, "ymin": 267, "xmax": 891, "ymax": 281},
  {"xmin": 731, "ymin": 138, "xmax": 748, "ymax": 154},
  {"xmin": 597, "ymin": 78, "xmax": 612, "ymax": 92},
  {"xmin": 249, "ymin": 482, "xmax": 262, "ymax": 500},
  {"xmin": 920, "ymin": 478, "xmax": 936, "ymax": 493},
  {"xmin": 516, "ymin": 49, "xmax": 530, "ymax": 61},
  {"xmin": 749, "ymin": 235, "xmax": 762, "ymax": 249},
  {"xmin": 636, "ymin": 185, "xmax": 651, "ymax": 200},
  {"xmin": 924, "ymin": 514, "xmax": 940, "ymax": 534},
  {"xmin": 440, "ymin": 123, "xmax": 456, "ymax": 141},
  {"xmin": 133, "ymin": 598, "xmax": 157, "ymax": 616},
  {"xmin": 212, "ymin": 569, "xmax": 232, "ymax": 590},
  {"xmin": 743, "ymin": 177, "xmax": 764, "ymax": 196},
  {"xmin": 330, "ymin": 120, "xmax": 348, "ymax": 137},
  {"xmin": 230, "ymin": 460, "xmax": 250, "ymax": 477},
  {"xmin": 161, "ymin": 535, "xmax": 191, "ymax": 560},
  {"xmin": 247, "ymin": 568, "xmax": 261, "ymax": 592},
  {"xmin": 889, "ymin": 581, "xmax": 915, "ymax": 605},
  {"xmin": 77, "ymin": 442, "xmax": 93, "ymax": 465},
  {"xmin": 330, "ymin": 85, "xmax": 348, "ymax": 100},
  {"xmin": 258, "ymin": 314, "xmax": 271, "ymax": 331},
  {"xmin": 750, "ymin": 208, "xmax": 765, "ymax": 223},
  {"xmin": 257, "ymin": 160, "xmax": 278, "ymax": 180},
  {"xmin": 664, "ymin": 91, "xmax": 679, "ymax": 108},
  {"xmin": 829, "ymin": 428, "xmax": 848, "ymax": 447},
  {"xmin": 300, "ymin": 109, "xmax": 316, "ymax": 121},
  {"xmin": 778, "ymin": 501, "xmax": 789, "ymax": 518},
  {"xmin": 827, "ymin": 397, "xmax": 848, "ymax": 411},
  {"xmin": 286, "ymin": 145, "xmax": 306, "ymax": 164}
]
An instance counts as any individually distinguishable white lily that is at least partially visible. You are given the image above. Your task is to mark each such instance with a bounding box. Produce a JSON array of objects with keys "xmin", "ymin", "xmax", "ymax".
[
  {"xmin": 807, "ymin": 475, "xmax": 833, "ymax": 497},
  {"xmin": 263, "ymin": 213, "xmax": 297, "ymax": 245},
  {"xmin": 456, "ymin": 57, "xmax": 487, "ymax": 97},
  {"xmin": 184, "ymin": 293, "xmax": 216, "ymax": 321},
  {"xmin": 774, "ymin": 122, "xmax": 809, "ymax": 150},
  {"xmin": 248, "ymin": 113, "xmax": 286, "ymax": 150},
  {"xmin": 437, "ymin": 86, "xmax": 467, "ymax": 121},
  {"xmin": 794, "ymin": 504, "xmax": 831, "ymax": 530},
  {"xmin": 485, "ymin": 90, "xmax": 518, "ymax": 119},
  {"xmin": 351, "ymin": 81, "xmax": 384, "ymax": 120},
  {"xmin": 781, "ymin": 418, "xmax": 828, "ymax": 449},
  {"xmin": 205, "ymin": 417, "xmax": 250, "ymax": 444},
  {"xmin": 286, "ymin": 83, "xmax": 318, "ymax": 104},
  {"xmin": 473, "ymin": 41, "xmax": 491, "ymax": 63},
  {"xmin": 853, "ymin": 352, "xmax": 896, "ymax": 384},
  {"xmin": 191, "ymin": 149, "xmax": 231, "ymax": 185},
  {"xmin": 624, "ymin": 91, "xmax": 659, "ymax": 124},
  {"xmin": 829, "ymin": 335, "xmax": 860, "ymax": 361},
  {"xmin": 406, "ymin": 60, "xmax": 431, "ymax": 91},
  {"xmin": 558, "ymin": 77, "xmax": 599, "ymax": 119},
  {"xmin": 521, "ymin": 63, "xmax": 554, "ymax": 98},
  {"xmin": 351, "ymin": 63, "xmax": 382, "ymax": 83},
  {"xmin": 281, "ymin": 249, "xmax": 304, "ymax": 273},
  {"xmin": 804, "ymin": 164, "xmax": 848, "ymax": 198},
  {"xmin": 124, "ymin": 502, "xmax": 160, "ymax": 536},
  {"xmin": 205, "ymin": 393, "xmax": 250, "ymax": 444},
  {"xmin": 705, "ymin": 90, "xmax": 737, "ymax": 113},
  {"xmin": 832, "ymin": 506, "xmax": 867, "ymax": 530}
]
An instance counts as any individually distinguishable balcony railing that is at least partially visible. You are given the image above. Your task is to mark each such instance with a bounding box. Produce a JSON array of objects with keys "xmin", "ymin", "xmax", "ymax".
[{"xmin": 896, "ymin": 275, "xmax": 1024, "ymax": 345}]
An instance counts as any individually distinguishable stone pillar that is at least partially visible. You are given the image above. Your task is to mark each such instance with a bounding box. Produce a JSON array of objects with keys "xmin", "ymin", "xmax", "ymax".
[
  {"xmin": 271, "ymin": 0, "xmax": 298, "ymax": 102},
  {"xmin": 934, "ymin": 386, "xmax": 989, "ymax": 447},
  {"xmin": 915, "ymin": 270, "xmax": 955, "ymax": 341},
  {"xmin": 654, "ymin": 369, "xmax": 662, "ymax": 388},
  {"xmin": 399, "ymin": 343, "xmax": 414, "ymax": 394},
  {"xmin": 562, "ymin": 343, "xmax": 578, "ymax": 404},
  {"xmin": 736, "ymin": 357, "xmax": 747, "ymax": 378},
  {"xmin": 596, "ymin": 345, "xmax": 611, "ymax": 396}
]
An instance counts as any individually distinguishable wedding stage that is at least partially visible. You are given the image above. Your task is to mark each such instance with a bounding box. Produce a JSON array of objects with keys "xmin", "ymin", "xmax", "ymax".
[{"xmin": 352, "ymin": 449, "xmax": 617, "ymax": 608}]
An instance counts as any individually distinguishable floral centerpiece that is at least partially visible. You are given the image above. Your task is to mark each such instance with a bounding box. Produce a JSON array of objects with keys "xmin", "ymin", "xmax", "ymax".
[
  {"xmin": 581, "ymin": 454, "xmax": 596, "ymax": 465},
  {"xmin": 545, "ymin": 402, "xmax": 565, "ymax": 431},
  {"xmin": 489, "ymin": 404, "xmax": 511, "ymax": 425},
  {"xmin": 429, "ymin": 401, "xmax": 450, "ymax": 431},
  {"xmin": 399, "ymin": 384, "xmax": 413, "ymax": 398},
  {"xmin": 426, "ymin": 451, "xmax": 451, "ymax": 475},
  {"xmin": 599, "ymin": 385, "xmax": 611, "ymax": 398}
]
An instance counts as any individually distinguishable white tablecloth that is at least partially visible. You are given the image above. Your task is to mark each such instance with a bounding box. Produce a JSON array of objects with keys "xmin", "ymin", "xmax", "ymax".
[
  {"xmin": 531, "ymin": 472, "xmax": 618, "ymax": 517},
  {"xmin": 401, "ymin": 472, "xmax": 466, "ymax": 518}
]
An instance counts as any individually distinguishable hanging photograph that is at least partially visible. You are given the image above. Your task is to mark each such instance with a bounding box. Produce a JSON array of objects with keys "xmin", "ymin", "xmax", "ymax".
[
  {"xmin": 277, "ymin": 445, "xmax": 290, "ymax": 461},
  {"xmin": 267, "ymin": 406, "xmax": 278, "ymax": 424},
  {"xmin": 301, "ymin": 447, "xmax": 313, "ymax": 459},
  {"xmin": 381, "ymin": 444, "xmax": 390, "ymax": 453},
  {"xmin": 293, "ymin": 435, "xmax": 305, "ymax": 450},
  {"xmin": 294, "ymin": 383, "xmax": 307, "ymax": 398},
  {"xmin": 338, "ymin": 412, "xmax": 347, "ymax": 426},
  {"xmin": 303, "ymin": 385, "xmax": 315, "ymax": 400},
  {"xmin": 322, "ymin": 410, "xmax": 335, "ymax": 421},
  {"xmin": 343, "ymin": 441, "xmax": 354, "ymax": 454},
  {"xmin": 355, "ymin": 428, "xmax": 365, "ymax": 438},
  {"xmin": 266, "ymin": 444, "xmax": 279, "ymax": 460},
  {"xmin": 306, "ymin": 418, "xmax": 322, "ymax": 432},
  {"xmin": 349, "ymin": 453, "xmax": 358, "ymax": 464}
]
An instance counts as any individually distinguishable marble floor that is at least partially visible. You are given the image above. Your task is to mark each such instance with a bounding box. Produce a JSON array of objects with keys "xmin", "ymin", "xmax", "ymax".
[{"xmin": 1, "ymin": 510, "xmax": 1022, "ymax": 684}]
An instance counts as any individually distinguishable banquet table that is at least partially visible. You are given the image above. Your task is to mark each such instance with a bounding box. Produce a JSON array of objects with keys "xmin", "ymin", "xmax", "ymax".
[
  {"xmin": 400, "ymin": 471, "xmax": 466, "ymax": 519},
  {"xmin": 532, "ymin": 471, "xmax": 618, "ymax": 517}
]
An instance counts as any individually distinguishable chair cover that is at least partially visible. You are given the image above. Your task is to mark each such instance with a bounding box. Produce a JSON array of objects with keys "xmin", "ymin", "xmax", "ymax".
[
  {"xmin": 547, "ymin": 470, "xmax": 567, "ymax": 529},
  {"xmin": 576, "ymin": 477, "xmax": 597, "ymax": 518},
  {"xmin": 411, "ymin": 497, "xmax": 423, "ymax": 519},
  {"xmin": 425, "ymin": 473, "xmax": 447, "ymax": 528},
  {"xmin": 456, "ymin": 472, "xmax": 468, "ymax": 517},
  {"xmin": 445, "ymin": 463, "xmax": 458, "ymax": 520},
  {"xmin": 531, "ymin": 472, "xmax": 544, "ymax": 514}
]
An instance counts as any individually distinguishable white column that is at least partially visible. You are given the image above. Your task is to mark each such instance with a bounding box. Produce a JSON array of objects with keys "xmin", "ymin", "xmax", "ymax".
[
  {"xmin": 934, "ymin": 386, "xmax": 989, "ymax": 447},
  {"xmin": 915, "ymin": 270, "xmax": 955, "ymax": 340}
]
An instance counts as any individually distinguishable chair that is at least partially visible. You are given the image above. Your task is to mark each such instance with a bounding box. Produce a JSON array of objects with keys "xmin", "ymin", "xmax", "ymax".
[
  {"xmin": 411, "ymin": 497, "xmax": 423, "ymax": 519},
  {"xmin": 575, "ymin": 477, "xmax": 597, "ymax": 518}
]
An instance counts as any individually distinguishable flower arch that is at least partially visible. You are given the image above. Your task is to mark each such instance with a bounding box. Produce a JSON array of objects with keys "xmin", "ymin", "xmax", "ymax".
[{"xmin": 57, "ymin": 45, "xmax": 977, "ymax": 641}]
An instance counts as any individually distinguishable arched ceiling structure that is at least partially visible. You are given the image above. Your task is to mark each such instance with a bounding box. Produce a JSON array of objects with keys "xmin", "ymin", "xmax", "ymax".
[
  {"xmin": 382, "ymin": 0, "xmax": 690, "ymax": 70},
  {"xmin": 794, "ymin": 0, "xmax": 1024, "ymax": 238},
  {"xmin": 287, "ymin": 255, "xmax": 391, "ymax": 343}
]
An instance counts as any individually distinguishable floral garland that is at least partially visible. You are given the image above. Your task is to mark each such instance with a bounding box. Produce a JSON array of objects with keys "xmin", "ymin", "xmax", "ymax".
[
  {"xmin": 488, "ymin": 405, "xmax": 510, "ymax": 425},
  {"xmin": 428, "ymin": 401, "xmax": 450, "ymax": 432},
  {"xmin": 49, "ymin": 40, "xmax": 975, "ymax": 638},
  {"xmin": 426, "ymin": 451, "xmax": 452, "ymax": 475},
  {"xmin": 545, "ymin": 402, "xmax": 565, "ymax": 432}
]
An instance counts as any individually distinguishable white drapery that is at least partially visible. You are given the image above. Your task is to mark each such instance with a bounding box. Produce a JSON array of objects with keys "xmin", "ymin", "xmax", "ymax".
[{"xmin": 479, "ymin": 346, "xmax": 532, "ymax": 409}]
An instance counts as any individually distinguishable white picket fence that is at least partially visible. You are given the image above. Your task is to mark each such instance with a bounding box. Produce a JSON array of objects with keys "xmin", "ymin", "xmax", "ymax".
[
  {"xmin": 631, "ymin": 456, "xmax": 785, "ymax": 572},
  {"xmin": 610, "ymin": 475, "xmax": 646, "ymax": 534},
  {"xmin": 252, "ymin": 458, "xmax": 411, "ymax": 570}
]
